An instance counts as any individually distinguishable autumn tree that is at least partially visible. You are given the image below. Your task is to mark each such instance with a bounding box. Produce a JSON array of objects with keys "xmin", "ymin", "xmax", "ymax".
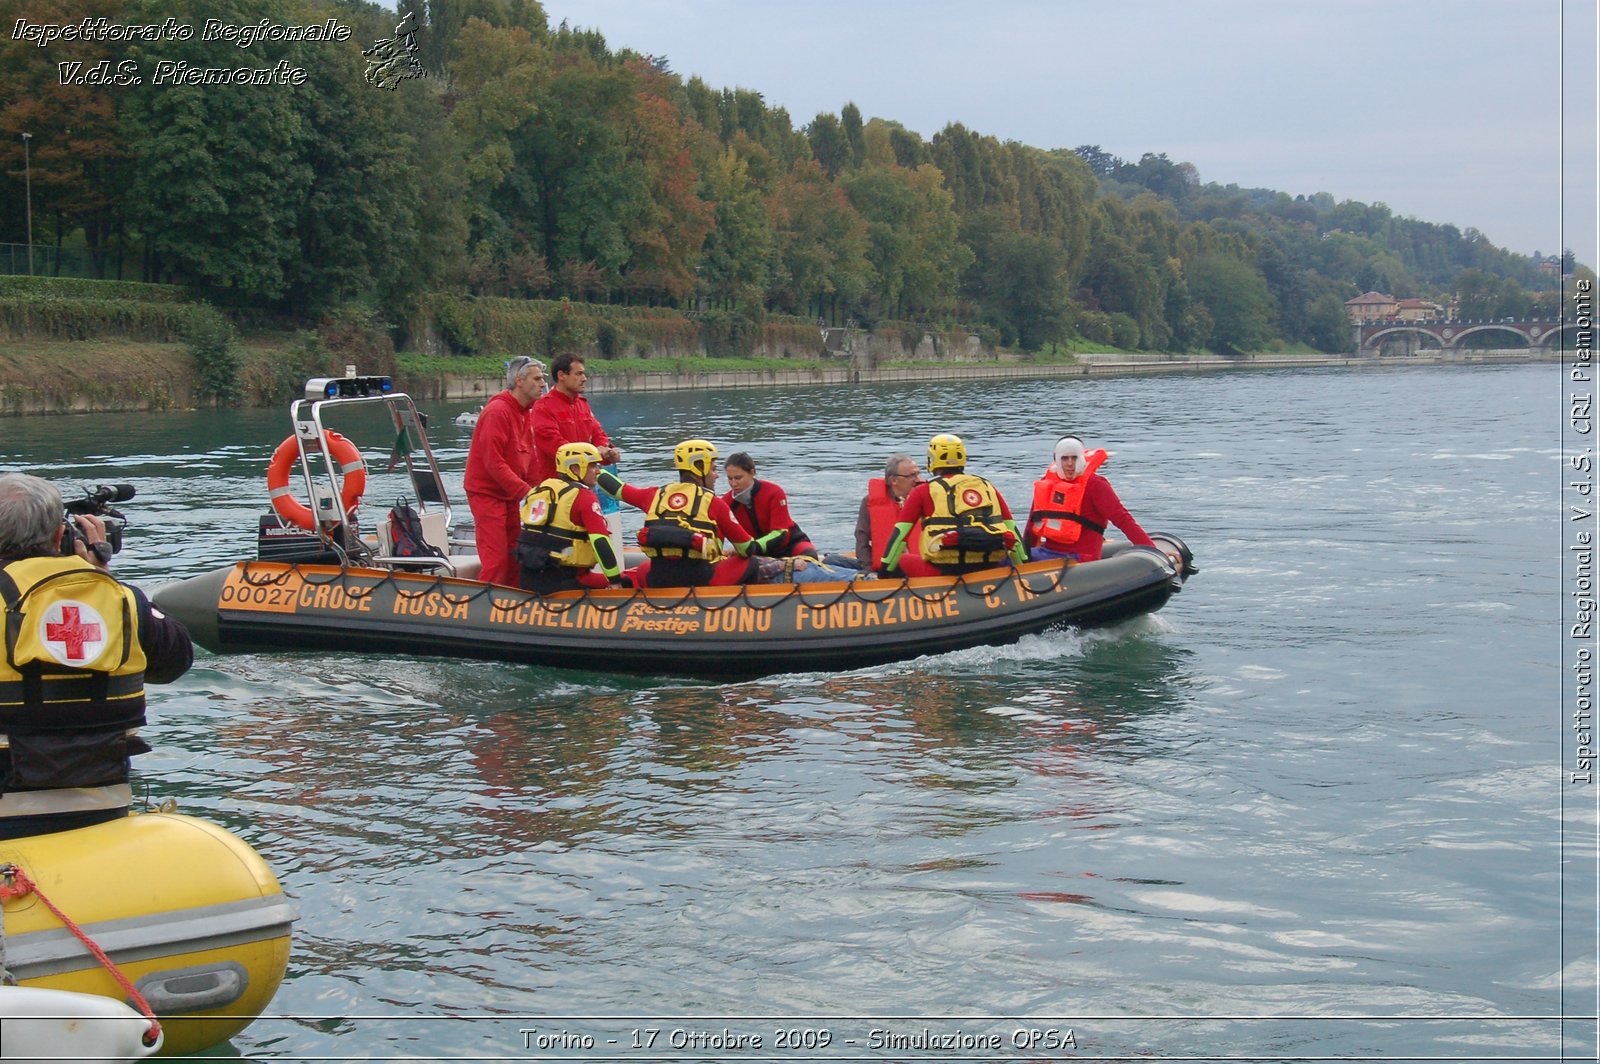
[
  {"xmin": 0, "ymin": 0, "xmax": 133, "ymax": 274},
  {"xmin": 765, "ymin": 159, "xmax": 871, "ymax": 320}
]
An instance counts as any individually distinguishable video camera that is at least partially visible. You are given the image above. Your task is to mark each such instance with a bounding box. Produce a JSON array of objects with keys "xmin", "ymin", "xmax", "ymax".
[{"xmin": 60, "ymin": 483, "xmax": 135, "ymax": 561}]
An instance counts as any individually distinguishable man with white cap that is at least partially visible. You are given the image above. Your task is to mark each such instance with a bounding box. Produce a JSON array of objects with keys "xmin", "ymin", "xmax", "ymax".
[{"xmin": 1024, "ymin": 434, "xmax": 1157, "ymax": 563}]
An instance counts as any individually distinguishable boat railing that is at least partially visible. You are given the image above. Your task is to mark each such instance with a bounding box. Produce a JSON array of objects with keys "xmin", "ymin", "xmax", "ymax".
[{"xmin": 285, "ymin": 373, "xmax": 465, "ymax": 572}]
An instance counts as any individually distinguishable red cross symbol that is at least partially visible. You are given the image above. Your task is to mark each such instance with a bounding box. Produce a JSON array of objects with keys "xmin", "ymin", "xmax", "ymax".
[{"xmin": 45, "ymin": 605, "xmax": 104, "ymax": 663}]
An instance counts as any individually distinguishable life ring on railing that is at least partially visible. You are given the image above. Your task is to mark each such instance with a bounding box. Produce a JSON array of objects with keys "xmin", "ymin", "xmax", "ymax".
[{"xmin": 266, "ymin": 431, "xmax": 366, "ymax": 531}]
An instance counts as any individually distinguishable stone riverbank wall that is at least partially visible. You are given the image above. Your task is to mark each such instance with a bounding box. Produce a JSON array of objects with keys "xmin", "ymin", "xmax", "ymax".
[{"xmin": 404, "ymin": 348, "xmax": 1559, "ymax": 403}]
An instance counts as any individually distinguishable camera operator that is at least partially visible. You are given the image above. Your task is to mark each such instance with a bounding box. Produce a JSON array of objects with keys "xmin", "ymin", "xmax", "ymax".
[{"xmin": 0, "ymin": 473, "xmax": 193, "ymax": 839}]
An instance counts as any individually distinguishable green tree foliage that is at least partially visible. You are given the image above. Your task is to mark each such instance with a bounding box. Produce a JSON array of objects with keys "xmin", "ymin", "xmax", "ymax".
[
  {"xmin": 960, "ymin": 208, "xmax": 1070, "ymax": 349},
  {"xmin": 283, "ymin": 15, "xmax": 443, "ymax": 317},
  {"xmin": 806, "ymin": 113, "xmax": 850, "ymax": 179},
  {"xmin": 119, "ymin": 0, "xmax": 315, "ymax": 303},
  {"xmin": 764, "ymin": 160, "xmax": 871, "ymax": 318},
  {"xmin": 413, "ymin": 0, "xmax": 549, "ymax": 85},
  {"xmin": 700, "ymin": 146, "xmax": 773, "ymax": 307},
  {"xmin": 1306, "ymin": 293, "xmax": 1356, "ymax": 353},
  {"xmin": 840, "ymin": 102, "xmax": 866, "ymax": 171},
  {"xmin": 1185, "ymin": 254, "xmax": 1277, "ymax": 353},
  {"xmin": 840, "ymin": 163, "xmax": 972, "ymax": 320},
  {"xmin": 509, "ymin": 50, "xmax": 710, "ymax": 302},
  {"xmin": 448, "ymin": 17, "xmax": 550, "ymax": 233},
  {"xmin": 2, "ymin": 0, "xmax": 1573, "ymax": 354},
  {"xmin": 1072, "ymin": 145, "xmax": 1119, "ymax": 178},
  {"xmin": 1454, "ymin": 268, "xmax": 1502, "ymax": 319},
  {"xmin": 183, "ymin": 302, "xmax": 240, "ymax": 404}
]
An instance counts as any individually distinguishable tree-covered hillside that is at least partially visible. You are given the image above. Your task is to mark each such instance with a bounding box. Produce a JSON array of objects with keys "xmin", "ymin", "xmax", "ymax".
[{"xmin": 0, "ymin": 0, "xmax": 1582, "ymax": 355}]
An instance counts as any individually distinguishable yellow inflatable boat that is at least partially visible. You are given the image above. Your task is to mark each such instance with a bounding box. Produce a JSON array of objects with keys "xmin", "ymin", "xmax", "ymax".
[{"xmin": 0, "ymin": 812, "xmax": 295, "ymax": 1057}]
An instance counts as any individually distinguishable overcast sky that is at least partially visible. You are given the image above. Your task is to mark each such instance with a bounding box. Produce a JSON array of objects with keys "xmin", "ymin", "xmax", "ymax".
[{"xmin": 537, "ymin": 0, "xmax": 1599, "ymax": 271}]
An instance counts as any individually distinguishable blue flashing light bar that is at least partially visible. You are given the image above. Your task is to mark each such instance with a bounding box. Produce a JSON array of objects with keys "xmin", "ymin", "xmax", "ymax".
[{"xmin": 305, "ymin": 376, "xmax": 394, "ymax": 401}]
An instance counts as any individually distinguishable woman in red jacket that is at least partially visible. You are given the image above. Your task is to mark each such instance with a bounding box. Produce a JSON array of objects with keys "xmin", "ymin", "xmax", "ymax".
[{"xmin": 720, "ymin": 452, "xmax": 818, "ymax": 559}]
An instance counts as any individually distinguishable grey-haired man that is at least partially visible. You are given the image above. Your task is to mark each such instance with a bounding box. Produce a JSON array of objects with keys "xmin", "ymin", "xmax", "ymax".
[{"xmin": 463, "ymin": 357, "xmax": 546, "ymax": 586}]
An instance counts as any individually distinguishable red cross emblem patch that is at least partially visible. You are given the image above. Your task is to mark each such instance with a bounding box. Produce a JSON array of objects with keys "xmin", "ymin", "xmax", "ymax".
[
  {"xmin": 525, "ymin": 497, "xmax": 549, "ymax": 524},
  {"xmin": 40, "ymin": 601, "xmax": 107, "ymax": 665},
  {"xmin": 960, "ymin": 487, "xmax": 985, "ymax": 508},
  {"xmin": 665, "ymin": 490, "xmax": 690, "ymax": 511}
]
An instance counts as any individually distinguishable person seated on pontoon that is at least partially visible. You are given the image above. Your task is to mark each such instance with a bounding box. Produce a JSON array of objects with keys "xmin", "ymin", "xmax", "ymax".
[
  {"xmin": 721, "ymin": 452, "xmax": 818, "ymax": 559},
  {"xmin": 598, "ymin": 439, "xmax": 758, "ymax": 589},
  {"xmin": 881, "ymin": 433, "xmax": 1028, "ymax": 577},
  {"xmin": 1024, "ymin": 435, "xmax": 1157, "ymax": 564},
  {"xmin": 515, "ymin": 443, "xmax": 623, "ymax": 594}
]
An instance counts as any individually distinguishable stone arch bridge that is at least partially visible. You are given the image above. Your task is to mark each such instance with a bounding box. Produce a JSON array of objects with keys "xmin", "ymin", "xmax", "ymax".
[{"xmin": 1357, "ymin": 318, "xmax": 1580, "ymax": 354}]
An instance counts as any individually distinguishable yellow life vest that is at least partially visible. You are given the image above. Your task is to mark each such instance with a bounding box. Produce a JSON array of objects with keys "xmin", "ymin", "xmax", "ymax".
[
  {"xmin": 919, "ymin": 473, "xmax": 1013, "ymax": 566},
  {"xmin": 640, "ymin": 483, "xmax": 722, "ymax": 562},
  {"xmin": 519, "ymin": 479, "xmax": 598, "ymax": 570},
  {"xmin": 0, "ymin": 556, "xmax": 148, "ymax": 794}
]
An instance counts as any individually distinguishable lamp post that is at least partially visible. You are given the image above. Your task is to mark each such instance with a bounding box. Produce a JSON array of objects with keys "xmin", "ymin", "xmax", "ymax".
[{"xmin": 20, "ymin": 132, "xmax": 32, "ymax": 276}]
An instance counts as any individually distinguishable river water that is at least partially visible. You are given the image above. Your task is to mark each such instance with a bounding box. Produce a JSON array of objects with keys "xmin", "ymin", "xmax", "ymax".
[{"xmin": 2, "ymin": 361, "xmax": 1594, "ymax": 1062}]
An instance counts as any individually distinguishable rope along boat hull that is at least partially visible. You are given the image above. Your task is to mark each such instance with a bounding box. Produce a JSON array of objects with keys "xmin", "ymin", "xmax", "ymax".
[{"xmin": 155, "ymin": 553, "xmax": 1183, "ymax": 680}]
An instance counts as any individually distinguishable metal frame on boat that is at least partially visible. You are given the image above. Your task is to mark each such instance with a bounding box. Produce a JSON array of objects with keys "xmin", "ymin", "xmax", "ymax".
[{"xmin": 258, "ymin": 372, "xmax": 481, "ymax": 579}]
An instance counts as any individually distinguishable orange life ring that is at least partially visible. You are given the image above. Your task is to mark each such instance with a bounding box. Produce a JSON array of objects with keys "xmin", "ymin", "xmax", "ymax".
[{"xmin": 266, "ymin": 431, "xmax": 367, "ymax": 531}]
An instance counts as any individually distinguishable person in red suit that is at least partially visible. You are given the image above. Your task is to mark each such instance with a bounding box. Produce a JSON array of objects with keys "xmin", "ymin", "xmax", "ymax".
[
  {"xmin": 720, "ymin": 452, "xmax": 817, "ymax": 558},
  {"xmin": 598, "ymin": 440, "xmax": 756, "ymax": 588},
  {"xmin": 530, "ymin": 354, "xmax": 620, "ymax": 485},
  {"xmin": 1024, "ymin": 435, "xmax": 1157, "ymax": 563},
  {"xmin": 464, "ymin": 356, "xmax": 545, "ymax": 586},
  {"xmin": 882, "ymin": 433, "xmax": 1027, "ymax": 576}
]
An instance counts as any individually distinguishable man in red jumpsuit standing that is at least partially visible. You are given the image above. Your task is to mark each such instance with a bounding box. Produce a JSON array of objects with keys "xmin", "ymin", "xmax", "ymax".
[
  {"xmin": 464, "ymin": 356, "xmax": 545, "ymax": 586},
  {"xmin": 530, "ymin": 354, "xmax": 621, "ymax": 484}
]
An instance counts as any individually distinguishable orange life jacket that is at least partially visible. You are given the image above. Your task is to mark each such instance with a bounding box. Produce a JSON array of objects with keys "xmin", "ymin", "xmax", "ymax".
[
  {"xmin": 865, "ymin": 478, "xmax": 921, "ymax": 569},
  {"xmin": 1027, "ymin": 449, "xmax": 1108, "ymax": 550}
]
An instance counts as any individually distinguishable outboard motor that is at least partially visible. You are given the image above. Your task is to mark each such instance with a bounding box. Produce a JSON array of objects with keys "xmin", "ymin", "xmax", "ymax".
[{"xmin": 256, "ymin": 513, "xmax": 341, "ymax": 564}]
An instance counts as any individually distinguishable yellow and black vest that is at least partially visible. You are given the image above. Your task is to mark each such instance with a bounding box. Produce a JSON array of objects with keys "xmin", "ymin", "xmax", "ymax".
[
  {"xmin": 640, "ymin": 484, "xmax": 722, "ymax": 562},
  {"xmin": 0, "ymin": 556, "xmax": 148, "ymax": 793},
  {"xmin": 519, "ymin": 479, "xmax": 598, "ymax": 570},
  {"xmin": 919, "ymin": 474, "xmax": 1013, "ymax": 566}
]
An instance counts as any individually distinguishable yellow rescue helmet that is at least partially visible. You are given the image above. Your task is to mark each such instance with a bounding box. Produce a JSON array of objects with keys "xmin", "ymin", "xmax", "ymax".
[
  {"xmin": 673, "ymin": 438, "xmax": 718, "ymax": 478},
  {"xmin": 555, "ymin": 442, "xmax": 603, "ymax": 481},
  {"xmin": 927, "ymin": 433, "xmax": 967, "ymax": 473}
]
